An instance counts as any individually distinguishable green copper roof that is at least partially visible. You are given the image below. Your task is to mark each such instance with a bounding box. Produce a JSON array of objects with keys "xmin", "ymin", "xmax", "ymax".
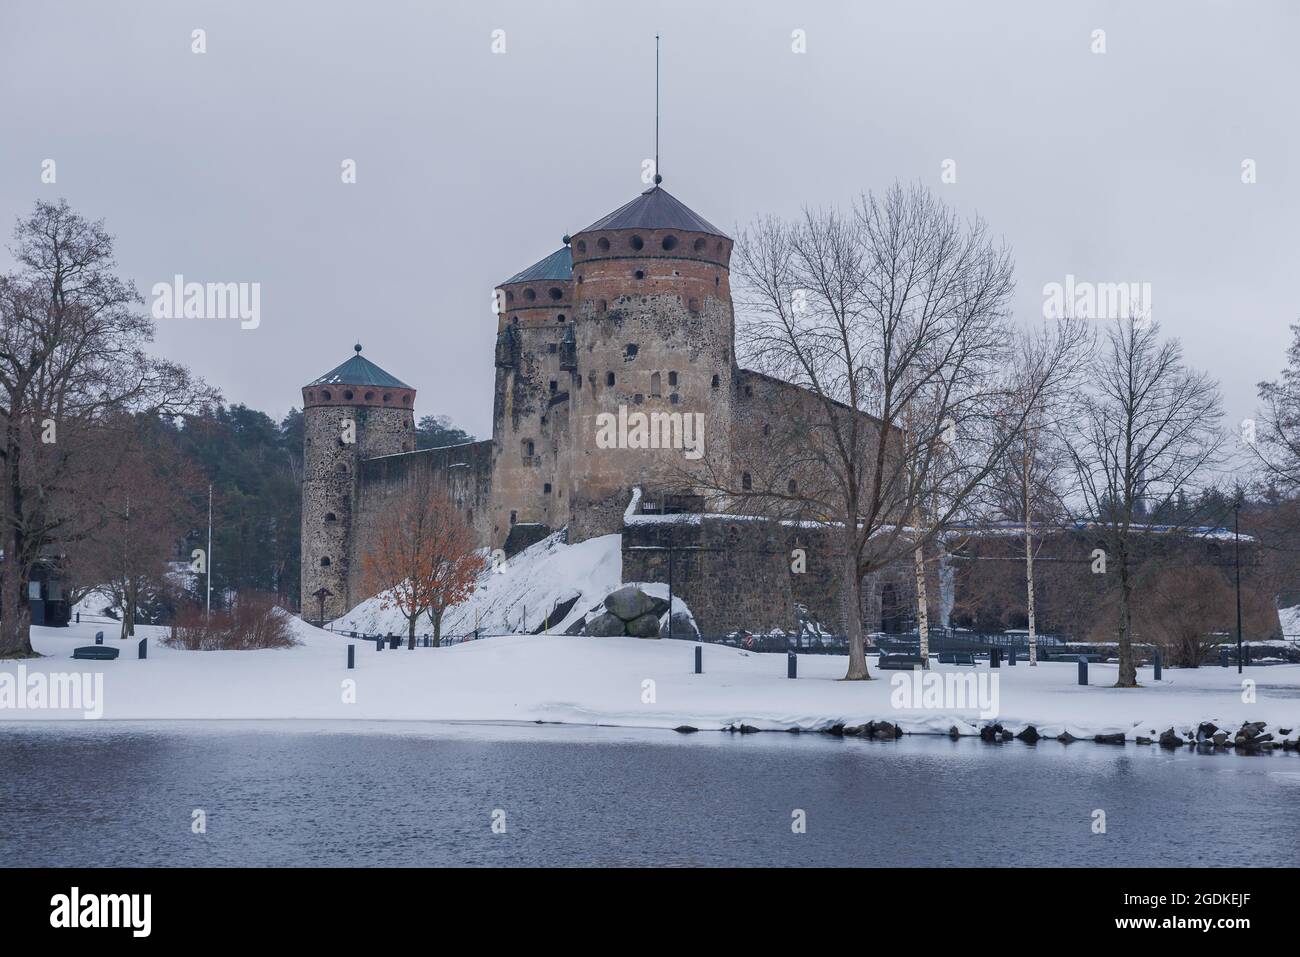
[
  {"xmin": 580, "ymin": 186, "xmax": 727, "ymax": 238},
  {"xmin": 307, "ymin": 345, "xmax": 411, "ymax": 389},
  {"xmin": 502, "ymin": 246, "xmax": 573, "ymax": 285}
]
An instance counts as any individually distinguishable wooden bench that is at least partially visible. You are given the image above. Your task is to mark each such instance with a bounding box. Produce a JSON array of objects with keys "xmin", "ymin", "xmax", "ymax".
[
  {"xmin": 877, "ymin": 654, "xmax": 927, "ymax": 670},
  {"xmin": 73, "ymin": 646, "xmax": 119, "ymax": 660},
  {"xmin": 937, "ymin": 651, "xmax": 978, "ymax": 665}
]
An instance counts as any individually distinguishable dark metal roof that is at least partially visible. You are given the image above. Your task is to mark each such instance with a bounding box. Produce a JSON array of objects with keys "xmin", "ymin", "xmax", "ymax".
[
  {"xmin": 307, "ymin": 346, "xmax": 411, "ymax": 389},
  {"xmin": 579, "ymin": 186, "xmax": 727, "ymax": 239},
  {"xmin": 502, "ymin": 246, "xmax": 573, "ymax": 285}
]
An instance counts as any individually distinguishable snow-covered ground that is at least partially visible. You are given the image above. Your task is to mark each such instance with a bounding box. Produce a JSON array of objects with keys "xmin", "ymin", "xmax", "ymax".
[{"xmin": 4, "ymin": 618, "xmax": 1298, "ymax": 746}]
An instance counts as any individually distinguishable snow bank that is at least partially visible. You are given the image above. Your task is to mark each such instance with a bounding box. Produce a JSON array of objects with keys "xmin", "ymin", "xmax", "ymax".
[
  {"xmin": 6, "ymin": 620, "xmax": 1299, "ymax": 748},
  {"xmin": 332, "ymin": 532, "xmax": 621, "ymax": 637}
]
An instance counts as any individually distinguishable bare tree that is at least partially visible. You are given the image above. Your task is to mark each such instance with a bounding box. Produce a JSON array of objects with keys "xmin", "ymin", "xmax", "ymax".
[
  {"xmin": 1063, "ymin": 317, "xmax": 1223, "ymax": 686},
  {"xmin": 717, "ymin": 183, "xmax": 1080, "ymax": 679},
  {"xmin": 1252, "ymin": 320, "xmax": 1300, "ymax": 490},
  {"xmin": 0, "ymin": 199, "xmax": 215, "ymax": 657},
  {"xmin": 984, "ymin": 320, "xmax": 1092, "ymax": 664},
  {"xmin": 360, "ymin": 471, "xmax": 484, "ymax": 649}
]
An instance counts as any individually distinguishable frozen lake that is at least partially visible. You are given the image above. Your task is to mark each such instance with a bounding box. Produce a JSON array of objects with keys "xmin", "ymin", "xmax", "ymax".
[{"xmin": 2, "ymin": 721, "xmax": 1297, "ymax": 867}]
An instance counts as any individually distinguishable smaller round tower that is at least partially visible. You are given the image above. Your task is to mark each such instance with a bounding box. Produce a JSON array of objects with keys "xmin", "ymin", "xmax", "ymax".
[{"xmin": 300, "ymin": 345, "xmax": 416, "ymax": 622}]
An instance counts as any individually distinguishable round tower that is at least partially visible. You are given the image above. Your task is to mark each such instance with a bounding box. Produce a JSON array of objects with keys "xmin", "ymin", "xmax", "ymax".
[
  {"xmin": 566, "ymin": 185, "xmax": 735, "ymax": 538},
  {"xmin": 490, "ymin": 245, "xmax": 577, "ymax": 548},
  {"xmin": 300, "ymin": 345, "xmax": 416, "ymax": 622}
]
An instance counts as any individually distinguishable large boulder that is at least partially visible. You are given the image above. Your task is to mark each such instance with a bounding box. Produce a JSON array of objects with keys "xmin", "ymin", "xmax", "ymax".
[
  {"xmin": 658, "ymin": 611, "xmax": 699, "ymax": 639},
  {"xmin": 625, "ymin": 613, "xmax": 662, "ymax": 638},
  {"xmin": 585, "ymin": 612, "xmax": 626, "ymax": 637},
  {"xmin": 605, "ymin": 586, "xmax": 656, "ymax": 622}
]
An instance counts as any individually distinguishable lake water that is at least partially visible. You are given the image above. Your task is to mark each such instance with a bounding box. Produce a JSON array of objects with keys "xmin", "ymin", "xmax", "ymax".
[{"xmin": 3, "ymin": 722, "xmax": 1297, "ymax": 867}]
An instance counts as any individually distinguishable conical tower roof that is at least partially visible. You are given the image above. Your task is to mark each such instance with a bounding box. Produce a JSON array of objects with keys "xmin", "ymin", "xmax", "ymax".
[
  {"xmin": 579, "ymin": 185, "xmax": 726, "ymax": 238},
  {"xmin": 502, "ymin": 246, "xmax": 573, "ymax": 285},
  {"xmin": 306, "ymin": 345, "xmax": 411, "ymax": 389}
]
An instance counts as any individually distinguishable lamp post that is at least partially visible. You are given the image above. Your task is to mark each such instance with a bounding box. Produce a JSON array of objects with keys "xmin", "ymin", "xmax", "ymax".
[{"xmin": 1234, "ymin": 497, "xmax": 1243, "ymax": 675}]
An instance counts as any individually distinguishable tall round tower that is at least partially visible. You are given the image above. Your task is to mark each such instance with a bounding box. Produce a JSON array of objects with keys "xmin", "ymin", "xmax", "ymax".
[
  {"xmin": 567, "ymin": 185, "xmax": 735, "ymax": 538},
  {"xmin": 489, "ymin": 245, "xmax": 577, "ymax": 548},
  {"xmin": 300, "ymin": 345, "xmax": 416, "ymax": 622}
]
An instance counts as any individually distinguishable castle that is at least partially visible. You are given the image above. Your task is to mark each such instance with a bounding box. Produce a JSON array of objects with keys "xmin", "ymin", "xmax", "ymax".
[{"xmin": 300, "ymin": 183, "xmax": 905, "ymax": 634}]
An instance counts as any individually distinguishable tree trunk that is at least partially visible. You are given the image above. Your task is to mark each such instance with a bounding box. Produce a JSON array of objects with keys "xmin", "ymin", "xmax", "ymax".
[
  {"xmin": 407, "ymin": 614, "xmax": 417, "ymax": 650},
  {"xmin": 913, "ymin": 542, "xmax": 930, "ymax": 664},
  {"xmin": 1116, "ymin": 555, "xmax": 1137, "ymax": 687},
  {"xmin": 1025, "ymin": 507, "xmax": 1037, "ymax": 667},
  {"xmin": 842, "ymin": 540, "xmax": 871, "ymax": 680},
  {"xmin": 0, "ymin": 547, "xmax": 35, "ymax": 658},
  {"xmin": 432, "ymin": 609, "xmax": 442, "ymax": 648}
]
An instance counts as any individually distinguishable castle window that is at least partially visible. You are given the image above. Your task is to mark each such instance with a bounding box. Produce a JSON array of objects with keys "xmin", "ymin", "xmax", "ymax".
[
  {"xmin": 576, "ymin": 275, "xmax": 582, "ymax": 283},
  {"xmin": 576, "ymin": 240, "xmax": 587, "ymax": 253},
  {"xmin": 651, "ymin": 372, "xmax": 661, "ymax": 397},
  {"xmin": 694, "ymin": 238, "xmax": 706, "ymax": 253},
  {"xmin": 549, "ymin": 380, "xmax": 558, "ymax": 394},
  {"xmin": 512, "ymin": 316, "xmax": 519, "ymax": 325},
  {"xmin": 321, "ymin": 390, "xmax": 332, "ymax": 401},
  {"xmin": 668, "ymin": 371, "xmax": 678, "ymax": 386},
  {"xmin": 548, "ymin": 343, "xmax": 557, "ymax": 353},
  {"xmin": 711, "ymin": 375, "xmax": 720, "ymax": 389},
  {"xmin": 634, "ymin": 393, "xmax": 644, "ymax": 405},
  {"xmin": 597, "ymin": 237, "xmax": 610, "ymax": 252},
  {"xmin": 629, "ymin": 235, "xmax": 644, "ymax": 251},
  {"xmin": 383, "ymin": 393, "xmax": 391, "ymax": 402},
  {"xmin": 763, "ymin": 423, "xmax": 771, "ymax": 435},
  {"xmin": 402, "ymin": 396, "xmax": 410, "ymax": 405},
  {"xmin": 510, "ymin": 510, "xmax": 517, "ymax": 525},
  {"xmin": 624, "ymin": 343, "xmax": 638, "ymax": 360},
  {"xmin": 742, "ymin": 473, "xmax": 752, "ymax": 491},
  {"xmin": 598, "ymin": 299, "xmax": 607, "ymax": 312},
  {"xmin": 556, "ymin": 314, "xmax": 565, "ymax": 323},
  {"xmin": 320, "ymin": 557, "xmax": 331, "ymax": 567},
  {"xmin": 715, "ymin": 275, "xmax": 720, "ymax": 286},
  {"xmin": 688, "ymin": 298, "xmax": 700, "ymax": 313},
  {"xmin": 633, "ymin": 269, "xmax": 645, "ymax": 280},
  {"xmin": 523, "ymin": 439, "xmax": 535, "ymax": 458},
  {"xmin": 670, "ymin": 393, "xmax": 680, "ymax": 405},
  {"xmin": 364, "ymin": 391, "xmax": 374, "ymax": 400},
  {"xmin": 661, "ymin": 235, "xmax": 678, "ymax": 251},
  {"xmin": 548, "ymin": 287, "xmax": 563, "ymax": 301},
  {"xmin": 788, "ymin": 479, "xmax": 798, "ymax": 494},
  {"xmin": 343, "ymin": 390, "xmax": 354, "ymax": 401},
  {"xmin": 506, "ymin": 290, "xmax": 515, "ymax": 302},
  {"xmin": 606, "ymin": 371, "xmax": 616, "ymax": 387},
  {"xmin": 324, "ymin": 513, "xmax": 337, "ymax": 523},
  {"xmin": 544, "ymin": 483, "xmax": 552, "ymax": 494},
  {"xmin": 716, "ymin": 241, "xmax": 724, "ymax": 254},
  {"xmin": 524, "ymin": 288, "xmax": 536, "ymax": 301}
]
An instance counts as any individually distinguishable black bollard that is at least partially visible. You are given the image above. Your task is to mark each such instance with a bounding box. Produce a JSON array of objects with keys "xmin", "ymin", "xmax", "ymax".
[
  {"xmin": 76, "ymin": 612, "xmax": 80, "ymax": 624},
  {"xmin": 376, "ymin": 636, "xmax": 383, "ymax": 652},
  {"xmin": 694, "ymin": 645, "xmax": 702, "ymax": 675},
  {"xmin": 1008, "ymin": 646, "xmax": 1017, "ymax": 666},
  {"xmin": 348, "ymin": 644, "xmax": 355, "ymax": 669},
  {"xmin": 95, "ymin": 630, "xmax": 104, "ymax": 645},
  {"xmin": 990, "ymin": 647, "xmax": 1000, "ymax": 668},
  {"xmin": 1219, "ymin": 647, "xmax": 1229, "ymax": 668},
  {"xmin": 787, "ymin": 651, "xmax": 797, "ymax": 679},
  {"xmin": 1153, "ymin": 648, "xmax": 1162, "ymax": 681},
  {"xmin": 138, "ymin": 637, "xmax": 147, "ymax": 660},
  {"xmin": 1244, "ymin": 645, "xmax": 1251, "ymax": 667},
  {"xmin": 1077, "ymin": 655, "xmax": 1088, "ymax": 686}
]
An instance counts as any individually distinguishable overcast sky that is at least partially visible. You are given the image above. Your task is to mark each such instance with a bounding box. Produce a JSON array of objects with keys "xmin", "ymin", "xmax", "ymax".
[{"xmin": 3, "ymin": 0, "xmax": 1296, "ymax": 442}]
